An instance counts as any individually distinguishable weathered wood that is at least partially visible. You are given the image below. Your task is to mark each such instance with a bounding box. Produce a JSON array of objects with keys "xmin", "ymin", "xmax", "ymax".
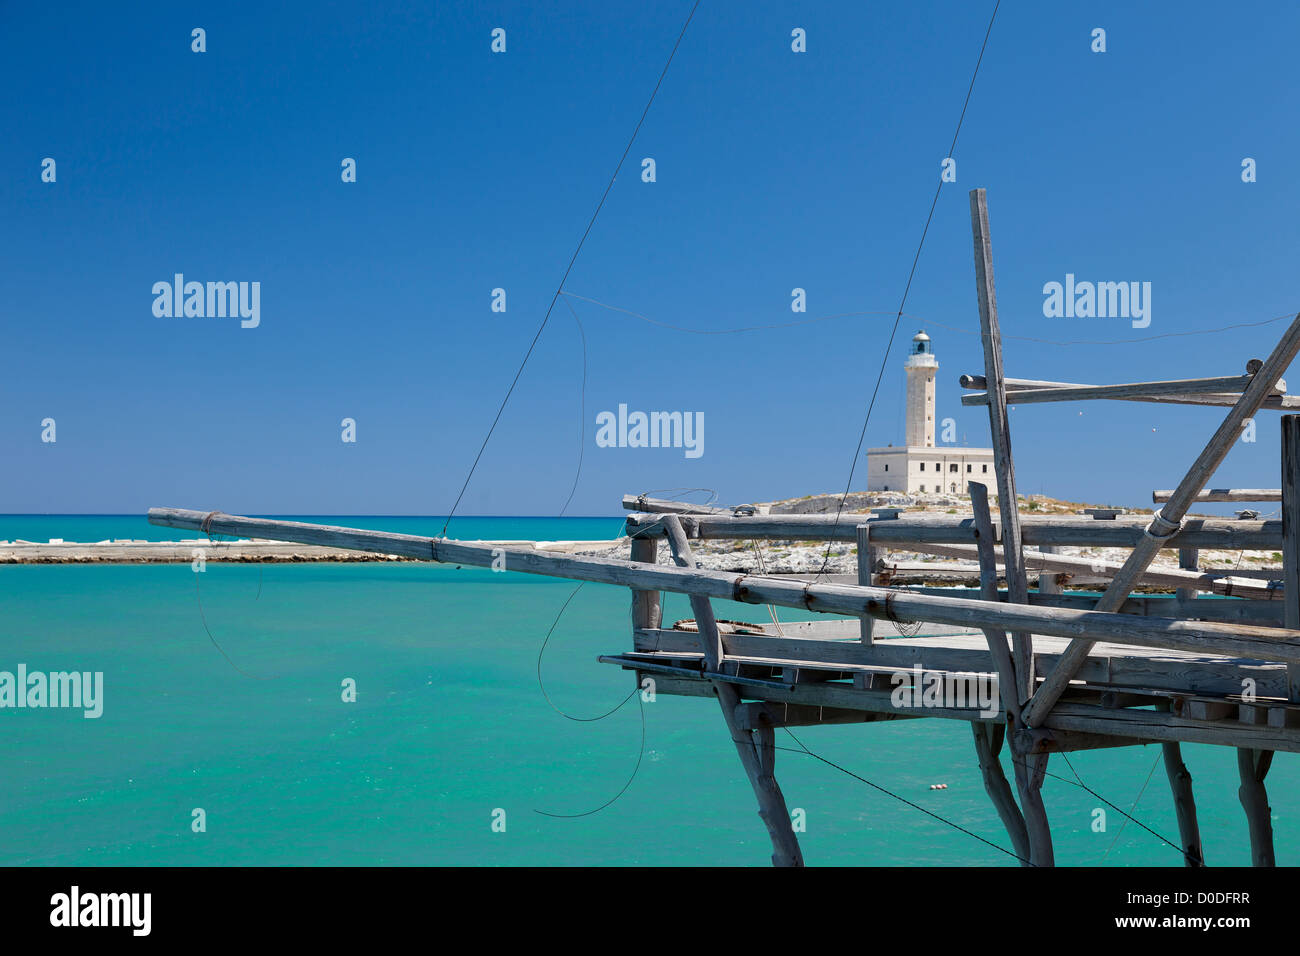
[
  {"xmin": 1155, "ymin": 489, "xmax": 1282, "ymax": 503},
  {"xmin": 1284, "ymin": 416, "xmax": 1300, "ymax": 703},
  {"xmin": 1023, "ymin": 310, "xmax": 1300, "ymax": 728},
  {"xmin": 1176, "ymin": 547, "xmax": 1199, "ymax": 605},
  {"xmin": 960, "ymin": 375, "xmax": 1299, "ymax": 410},
  {"xmin": 622, "ymin": 494, "xmax": 727, "ymax": 515},
  {"xmin": 969, "ymin": 189, "xmax": 1033, "ymax": 706},
  {"xmin": 147, "ymin": 509, "xmax": 1300, "ymax": 662},
  {"xmin": 906, "ymin": 588, "xmax": 1286, "ymax": 626},
  {"xmin": 661, "ymin": 515, "xmax": 803, "ymax": 867},
  {"xmin": 1038, "ymin": 545, "xmax": 1062, "ymax": 595},
  {"xmin": 1236, "ymin": 748, "xmax": 1275, "ymax": 866},
  {"xmin": 885, "ymin": 540, "xmax": 1278, "ymax": 599},
  {"xmin": 857, "ymin": 524, "xmax": 874, "ymax": 646},
  {"xmin": 630, "ymin": 536, "xmax": 662, "ymax": 631},
  {"xmin": 972, "ymin": 723, "xmax": 1030, "ymax": 864},
  {"xmin": 969, "ymin": 482, "xmax": 1019, "ymax": 718},
  {"xmin": 963, "ymin": 374, "xmax": 1284, "ymax": 407},
  {"xmin": 624, "ymin": 512, "xmax": 1283, "ymax": 550},
  {"xmin": 1160, "ymin": 730, "xmax": 1205, "ymax": 867}
]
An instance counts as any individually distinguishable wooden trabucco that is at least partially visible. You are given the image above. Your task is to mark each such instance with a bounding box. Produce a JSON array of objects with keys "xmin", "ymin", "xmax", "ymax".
[{"xmin": 149, "ymin": 189, "xmax": 1300, "ymax": 868}]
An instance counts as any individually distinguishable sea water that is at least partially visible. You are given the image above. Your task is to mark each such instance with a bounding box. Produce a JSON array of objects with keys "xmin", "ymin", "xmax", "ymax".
[{"xmin": 0, "ymin": 516, "xmax": 1290, "ymax": 866}]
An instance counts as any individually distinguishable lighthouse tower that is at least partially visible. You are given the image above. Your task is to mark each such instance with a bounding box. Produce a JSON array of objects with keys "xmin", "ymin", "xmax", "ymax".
[
  {"xmin": 865, "ymin": 331, "xmax": 994, "ymax": 495},
  {"xmin": 904, "ymin": 331, "xmax": 938, "ymax": 448}
]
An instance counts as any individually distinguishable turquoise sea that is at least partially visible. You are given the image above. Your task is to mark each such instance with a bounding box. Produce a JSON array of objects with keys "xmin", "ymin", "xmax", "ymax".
[{"xmin": 1, "ymin": 515, "xmax": 1294, "ymax": 866}]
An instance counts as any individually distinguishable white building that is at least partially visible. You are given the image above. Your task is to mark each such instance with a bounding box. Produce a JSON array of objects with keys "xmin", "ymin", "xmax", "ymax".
[{"xmin": 867, "ymin": 332, "xmax": 995, "ymax": 495}]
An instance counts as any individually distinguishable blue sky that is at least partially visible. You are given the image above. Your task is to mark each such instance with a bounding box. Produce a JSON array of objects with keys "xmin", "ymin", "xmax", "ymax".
[{"xmin": 4, "ymin": 0, "xmax": 1300, "ymax": 517}]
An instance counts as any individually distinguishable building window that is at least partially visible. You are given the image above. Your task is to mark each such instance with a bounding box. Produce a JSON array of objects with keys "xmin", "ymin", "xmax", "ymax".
[
  {"xmin": 949, "ymin": 463, "xmax": 958, "ymax": 473},
  {"xmin": 884, "ymin": 464, "xmax": 889, "ymax": 472},
  {"xmin": 920, "ymin": 462, "xmax": 925, "ymax": 471},
  {"xmin": 950, "ymin": 483, "xmax": 957, "ymax": 493},
  {"xmin": 919, "ymin": 484, "xmax": 925, "ymax": 492},
  {"xmin": 934, "ymin": 462, "xmax": 940, "ymax": 471},
  {"xmin": 982, "ymin": 465, "xmax": 988, "ymax": 473},
  {"xmin": 966, "ymin": 464, "xmax": 972, "ymax": 472}
]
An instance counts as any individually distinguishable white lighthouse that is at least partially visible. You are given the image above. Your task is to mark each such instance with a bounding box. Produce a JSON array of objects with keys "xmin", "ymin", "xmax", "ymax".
[
  {"xmin": 904, "ymin": 331, "xmax": 938, "ymax": 448},
  {"xmin": 866, "ymin": 331, "xmax": 994, "ymax": 495}
]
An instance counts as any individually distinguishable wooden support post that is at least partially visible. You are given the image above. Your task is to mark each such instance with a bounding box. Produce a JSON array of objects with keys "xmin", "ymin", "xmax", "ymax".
[
  {"xmin": 853, "ymin": 524, "xmax": 874, "ymax": 690},
  {"xmin": 857, "ymin": 524, "xmax": 874, "ymax": 645},
  {"xmin": 1024, "ymin": 310, "xmax": 1300, "ymax": 728},
  {"xmin": 1161, "ymin": 738, "xmax": 1205, "ymax": 867},
  {"xmin": 630, "ymin": 535, "xmax": 662, "ymax": 631},
  {"xmin": 1038, "ymin": 545, "xmax": 1060, "ymax": 594},
  {"xmin": 1283, "ymin": 416, "xmax": 1300, "ymax": 702},
  {"xmin": 661, "ymin": 514, "xmax": 804, "ymax": 867},
  {"xmin": 1236, "ymin": 748, "xmax": 1275, "ymax": 866},
  {"xmin": 971, "ymin": 722, "xmax": 1030, "ymax": 864},
  {"xmin": 1176, "ymin": 547, "xmax": 1199, "ymax": 604},
  {"xmin": 971, "ymin": 480, "xmax": 1053, "ymax": 866},
  {"xmin": 969, "ymin": 188, "xmax": 1034, "ymax": 705}
]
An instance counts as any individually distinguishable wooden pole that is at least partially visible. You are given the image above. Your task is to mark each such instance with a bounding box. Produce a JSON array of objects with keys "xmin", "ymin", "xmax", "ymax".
[
  {"xmin": 661, "ymin": 515, "xmax": 804, "ymax": 867},
  {"xmin": 1176, "ymin": 548, "xmax": 1199, "ymax": 604},
  {"xmin": 969, "ymin": 188, "xmax": 1033, "ymax": 704},
  {"xmin": 971, "ymin": 722, "xmax": 1030, "ymax": 864},
  {"xmin": 856, "ymin": 524, "xmax": 874, "ymax": 646},
  {"xmin": 962, "ymin": 374, "xmax": 1285, "ymax": 406},
  {"xmin": 145, "ymin": 509, "xmax": 1300, "ymax": 662},
  {"xmin": 624, "ymin": 511, "xmax": 1282, "ymax": 550},
  {"xmin": 1038, "ymin": 545, "xmax": 1061, "ymax": 595},
  {"xmin": 1155, "ymin": 489, "xmax": 1282, "ymax": 503},
  {"xmin": 881, "ymin": 540, "xmax": 1277, "ymax": 598},
  {"xmin": 1023, "ymin": 310, "xmax": 1300, "ymax": 728},
  {"xmin": 1236, "ymin": 748, "xmax": 1275, "ymax": 866},
  {"xmin": 630, "ymin": 536, "xmax": 662, "ymax": 630},
  {"xmin": 971, "ymin": 480, "xmax": 1052, "ymax": 866},
  {"xmin": 1161, "ymin": 740, "xmax": 1205, "ymax": 867},
  {"xmin": 1283, "ymin": 416, "xmax": 1300, "ymax": 702}
]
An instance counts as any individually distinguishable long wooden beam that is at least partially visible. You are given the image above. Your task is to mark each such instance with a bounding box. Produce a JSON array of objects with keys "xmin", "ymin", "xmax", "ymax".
[
  {"xmin": 960, "ymin": 375, "xmax": 1299, "ymax": 409},
  {"xmin": 1154, "ymin": 489, "xmax": 1281, "ymax": 503},
  {"xmin": 883, "ymin": 541, "xmax": 1280, "ymax": 599},
  {"xmin": 962, "ymin": 375, "xmax": 1284, "ymax": 407},
  {"xmin": 969, "ymin": 189, "xmax": 1034, "ymax": 707},
  {"xmin": 1023, "ymin": 311, "xmax": 1300, "ymax": 728},
  {"xmin": 146, "ymin": 508, "xmax": 1300, "ymax": 663},
  {"xmin": 623, "ymin": 512, "xmax": 1283, "ymax": 549}
]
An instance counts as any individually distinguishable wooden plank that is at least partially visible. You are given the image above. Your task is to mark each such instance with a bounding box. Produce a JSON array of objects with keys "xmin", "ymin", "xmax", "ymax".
[
  {"xmin": 963, "ymin": 374, "xmax": 1283, "ymax": 407},
  {"xmin": 1023, "ymin": 310, "xmax": 1300, "ymax": 728},
  {"xmin": 1155, "ymin": 489, "xmax": 1281, "ymax": 503},
  {"xmin": 960, "ymin": 375, "xmax": 1299, "ymax": 410},
  {"xmin": 623, "ymin": 512, "xmax": 1284, "ymax": 550},
  {"xmin": 621, "ymin": 494, "xmax": 727, "ymax": 515},
  {"xmin": 633, "ymin": 627, "xmax": 1294, "ymax": 699},
  {"xmin": 146, "ymin": 509, "xmax": 1300, "ymax": 662},
  {"xmin": 890, "ymin": 540, "xmax": 1279, "ymax": 599}
]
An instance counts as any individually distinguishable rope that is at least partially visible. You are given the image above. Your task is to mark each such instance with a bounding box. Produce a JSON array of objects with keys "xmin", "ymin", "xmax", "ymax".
[
  {"xmin": 440, "ymin": 0, "xmax": 702, "ymax": 538},
  {"xmin": 814, "ymin": 0, "xmax": 1002, "ymax": 581}
]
